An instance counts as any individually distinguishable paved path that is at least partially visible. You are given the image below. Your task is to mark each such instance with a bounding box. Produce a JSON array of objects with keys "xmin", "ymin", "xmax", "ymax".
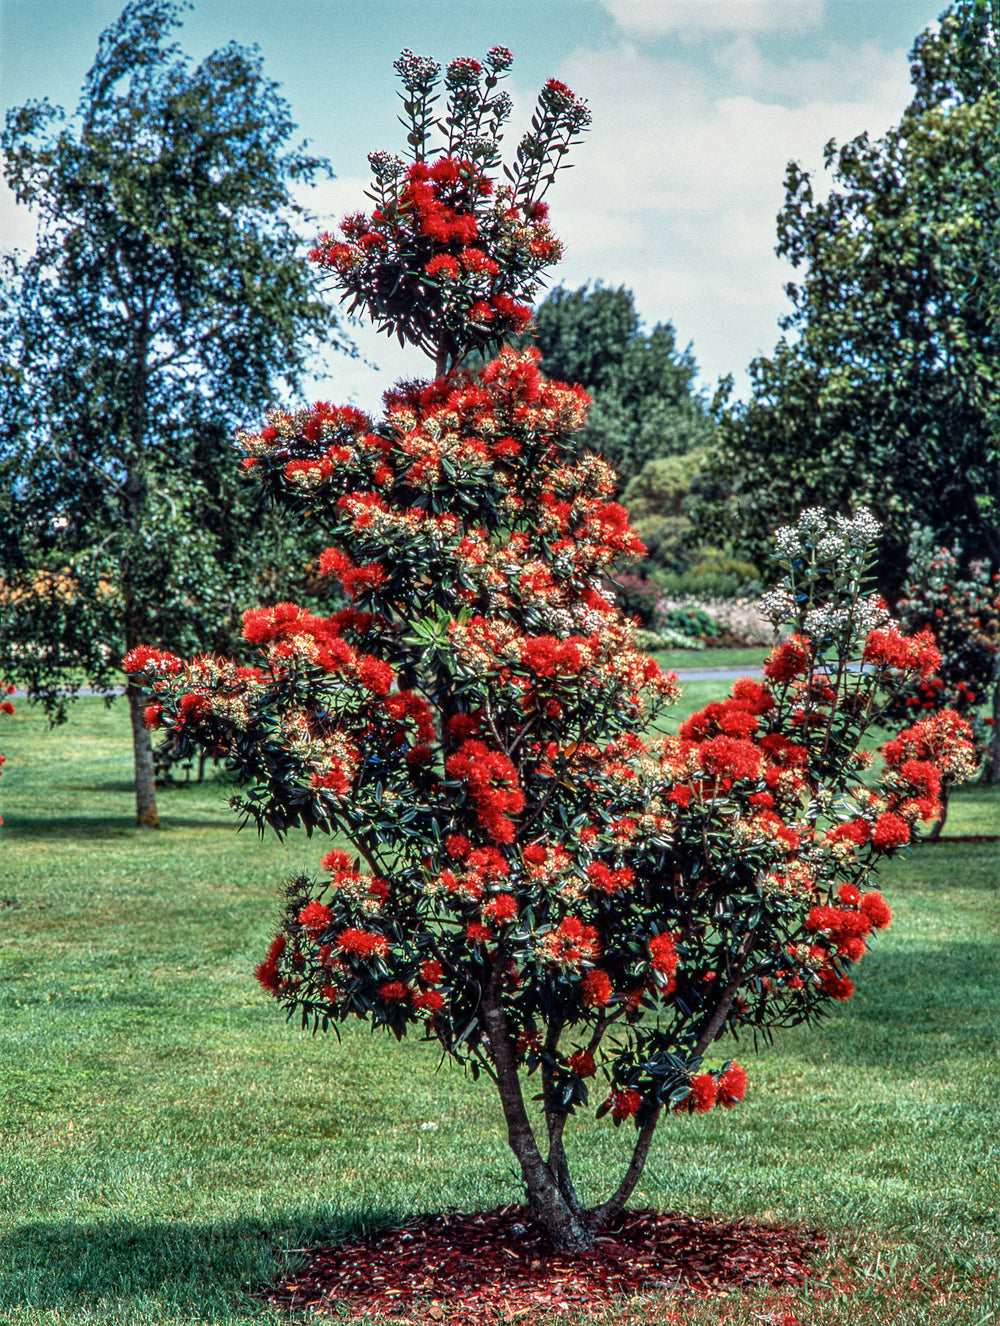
[{"xmin": 9, "ymin": 667, "xmax": 766, "ymax": 701}]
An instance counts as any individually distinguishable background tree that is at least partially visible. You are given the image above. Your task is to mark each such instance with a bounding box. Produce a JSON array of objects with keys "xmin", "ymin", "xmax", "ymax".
[
  {"xmin": 700, "ymin": 0, "xmax": 999, "ymax": 596},
  {"xmin": 888, "ymin": 529, "xmax": 1000, "ymax": 801},
  {"xmin": 0, "ymin": 0, "xmax": 346, "ymax": 827},
  {"xmin": 527, "ymin": 284, "xmax": 713, "ymax": 488},
  {"xmin": 127, "ymin": 49, "xmax": 976, "ymax": 1255}
]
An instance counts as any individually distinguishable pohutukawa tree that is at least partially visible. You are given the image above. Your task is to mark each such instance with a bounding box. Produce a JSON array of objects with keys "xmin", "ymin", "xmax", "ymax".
[{"xmin": 125, "ymin": 51, "xmax": 977, "ymax": 1253}]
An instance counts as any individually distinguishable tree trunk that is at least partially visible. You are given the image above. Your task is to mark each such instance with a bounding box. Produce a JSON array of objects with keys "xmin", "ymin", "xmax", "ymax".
[
  {"xmin": 480, "ymin": 989, "xmax": 594, "ymax": 1251},
  {"xmin": 927, "ymin": 781, "xmax": 949, "ymax": 839},
  {"xmin": 128, "ymin": 684, "xmax": 159, "ymax": 828}
]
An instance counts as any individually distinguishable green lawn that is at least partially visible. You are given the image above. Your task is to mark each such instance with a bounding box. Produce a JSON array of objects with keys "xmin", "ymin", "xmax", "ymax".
[
  {"xmin": 1, "ymin": 697, "xmax": 998, "ymax": 1325},
  {"xmin": 653, "ymin": 645, "xmax": 770, "ymax": 672}
]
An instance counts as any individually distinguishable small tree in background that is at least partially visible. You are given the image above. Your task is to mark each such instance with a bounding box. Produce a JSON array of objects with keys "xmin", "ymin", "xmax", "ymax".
[
  {"xmin": 700, "ymin": 0, "xmax": 998, "ymax": 597},
  {"xmin": 0, "ymin": 686, "xmax": 13, "ymax": 828},
  {"xmin": 0, "ymin": 0, "xmax": 346, "ymax": 827},
  {"xmin": 126, "ymin": 50, "xmax": 976, "ymax": 1253},
  {"xmin": 527, "ymin": 284, "xmax": 713, "ymax": 488},
  {"xmin": 889, "ymin": 529, "xmax": 1000, "ymax": 808}
]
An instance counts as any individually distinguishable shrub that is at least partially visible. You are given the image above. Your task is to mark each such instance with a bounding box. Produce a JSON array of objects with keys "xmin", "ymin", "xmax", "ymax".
[
  {"xmin": 887, "ymin": 528, "xmax": 1000, "ymax": 800},
  {"xmin": 125, "ymin": 56, "xmax": 976, "ymax": 1254}
]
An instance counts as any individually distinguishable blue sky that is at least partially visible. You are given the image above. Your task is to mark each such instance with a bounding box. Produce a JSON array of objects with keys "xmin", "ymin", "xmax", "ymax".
[{"xmin": 1, "ymin": 0, "xmax": 945, "ymax": 409}]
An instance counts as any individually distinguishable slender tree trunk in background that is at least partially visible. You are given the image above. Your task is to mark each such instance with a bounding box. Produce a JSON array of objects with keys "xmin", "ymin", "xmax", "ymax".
[
  {"xmin": 127, "ymin": 684, "xmax": 159, "ymax": 828},
  {"xmin": 928, "ymin": 782, "xmax": 949, "ymax": 839}
]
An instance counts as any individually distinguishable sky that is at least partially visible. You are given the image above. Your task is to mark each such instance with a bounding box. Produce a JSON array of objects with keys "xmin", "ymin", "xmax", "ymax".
[{"xmin": 0, "ymin": 0, "xmax": 946, "ymax": 411}]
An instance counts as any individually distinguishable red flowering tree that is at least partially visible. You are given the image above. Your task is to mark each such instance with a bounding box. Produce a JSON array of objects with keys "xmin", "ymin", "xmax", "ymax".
[
  {"xmin": 0, "ymin": 685, "xmax": 13, "ymax": 827},
  {"xmin": 124, "ymin": 52, "xmax": 976, "ymax": 1253},
  {"xmin": 888, "ymin": 530, "xmax": 1000, "ymax": 802}
]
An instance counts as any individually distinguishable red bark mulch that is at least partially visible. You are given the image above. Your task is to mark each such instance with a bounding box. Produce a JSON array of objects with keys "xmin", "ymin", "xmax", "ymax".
[{"xmin": 262, "ymin": 1204, "xmax": 827, "ymax": 1323}]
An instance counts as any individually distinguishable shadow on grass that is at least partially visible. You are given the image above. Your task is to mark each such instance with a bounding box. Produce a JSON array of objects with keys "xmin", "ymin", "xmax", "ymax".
[
  {"xmin": 0, "ymin": 1209, "xmax": 399, "ymax": 1319},
  {"xmin": 1, "ymin": 814, "xmax": 235, "ymax": 839},
  {"xmin": 786, "ymin": 939, "xmax": 999, "ymax": 1073}
]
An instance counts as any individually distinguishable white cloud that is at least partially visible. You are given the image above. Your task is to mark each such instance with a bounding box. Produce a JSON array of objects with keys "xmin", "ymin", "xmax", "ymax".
[
  {"xmin": 543, "ymin": 35, "xmax": 913, "ymax": 394},
  {"xmin": 0, "ymin": 177, "xmax": 39, "ymax": 253},
  {"xmin": 601, "ymin": 0, "xmax": 824, "ymax": 39}
]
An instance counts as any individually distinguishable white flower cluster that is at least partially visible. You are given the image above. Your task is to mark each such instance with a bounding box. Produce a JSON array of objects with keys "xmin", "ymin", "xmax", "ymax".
[
  {"xmin": 853, "ymin": 593, "xmax": 894, "ymax": 636},
  {"xmin": 804, "ymin": 604, "xmax": 851, "ymax": 637},
  {"xmin": 834, "ymin": 508, "xmax": 881, "ymax": 546},
  {"xmin": 773, "ymin": 507, "xmax": 882, "ymax": 571},
  {"xmin": 759, "ymin": 588, "xmax": 796, "ymax": 624}
]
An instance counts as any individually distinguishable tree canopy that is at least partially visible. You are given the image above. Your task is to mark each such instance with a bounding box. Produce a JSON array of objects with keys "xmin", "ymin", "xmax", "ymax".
[
  {"xmin": 529, "ymin": 284, "xmax": 713, "ymax": 487},
  {"xmin": 701, "ymin": 0, "xmax": 999, "ymax": 593},
  {"xmin": 0, "ymin": 0, "xmax": 346, "ymax": 825}
]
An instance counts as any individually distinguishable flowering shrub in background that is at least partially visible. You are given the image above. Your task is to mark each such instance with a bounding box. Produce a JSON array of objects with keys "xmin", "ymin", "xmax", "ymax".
[
  {"xmin": 0, "ymin": 684, "xmax": 13, "ymax": 826},
  {"xmin": 124, "ymin": 52, "xmax": 976, "ymax": 1254},
  {"xmin": 887, "ymin": 529, "xmax": 1000, "ymax": 803}
]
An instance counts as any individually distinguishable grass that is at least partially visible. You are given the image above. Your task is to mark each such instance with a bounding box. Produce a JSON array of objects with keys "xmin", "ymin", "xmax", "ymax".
[
  {"xmin": 653, "ymin": 646, "xmax": 770, "ymax": 672},
  {"xmin": 1, "ymin": 697, "xmax": 998, "ymax": 1325}
]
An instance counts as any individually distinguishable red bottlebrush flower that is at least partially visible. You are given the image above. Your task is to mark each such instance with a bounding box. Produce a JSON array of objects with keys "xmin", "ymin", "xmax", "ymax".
[
  {"xmin": 581, "ymin": 968, "xmax": 614, "ymax": 1007},
  {"xmin": 871, "ymin": 812, "xmax": 911, "ymax": 850},
  {"xmin": 425, "ymin": 253, "xmax": 460, "ymax": 280},
  {"xmin": 298, "ymin": 901, "xmax": 333, "ymax": 936},
  {"xmin": 839, "ymin": 936, "xmax": 868, "ymax": 962},
  {"xmin": 730, "ymin": 677, "xmax": 774, "ymax": 715},
  {"xmin": 806, "ymin": 905, "xmax": 872, "ymax": 943},
  {"xmin": 820, "ymin": 970, "xmax": 855, "ymax": 1001},
  {"xmin": 826, "ymin": 820, "xmax": 870, "ymax": 848},
  {"xmin": 144, "ymin": 703, "xmax": 164, "ymax": 730},
  {"xmin": 678, "ymin": 1073, "xmax": 717, "ymax": 1114},
  {"xmin": 860, "ymin": 891, "xmax": 892, "ymax": 930},
  {"xmin": 483, "ymin": 893, "xmax": 518, "ymax": 924},
  {"xmin": 648, "ymin": 932, "xmax": 679, "ymax": 977},
  {"xmin": 357, "ymin": 655, "xmax": 395, "ymax": 695},
  {"xmin": 318, "ymin": 547, "xmax": 354, "ymax": 580},
  {"xmin": 609, "ymin": 1088, "xmax": 642, "ymax": 1123},
  {"xmin": 335, "ymin": 928, "xmax": 389, "ymax": 959},
  {"xmin": 254, "ymin": 934, "xmax": 287, "ymax": 994},
  {"xmin": 863, "ymin": 627, "xmax": 941, "ymax": 678},
  {"xmin": 178, "ymin": 692, "xmax": 209, "ymax": 720},
  {"xmin": 522, "ymin": 842, "xmax": 547, "ymax": 866},
  {"xmin": 419, "ymin": 960, "xmax": 443, "ymax": 986},
  {"xmin": 837, "ymin": 883, "xmax": 861, "ymax": 906},
  {"xmin": 697, "ymin": 734, "xmax": 763, "ymax": 782},
  {"xmin": 445, "ymin": 834, "xmax": 471, "ymax": 860},
  {"xmin": 669, "ymin": 783, "xmax": 693, "ymax": 807},
  {"xmin": 320, "ymin": 849, "xmax": 354, "ymax": 874},
  {"xmin": 122, "ymin": 645, "xmax": 182, "ymax": 675},
  {"xmin": 446, "ymin": 712, "xmax": 481, "ymax": 739},
  {"xmin": 465, "ymin": 921, "xmax": 493, "ymax": 945},
  {"xmin": 586, "ymin": 861, "xmax": 634, "ymax": 895},
  {"xmin": 716, "ymin": 1063, "xmax": 748, "ymax": 1108},
  {"xmin": 405, "ymin": 744, "xmax": 432, "ymax": 767},
  {"xmin": 412, "ymin": 988, "xmax": 445, "ymax": 1013},
  {"xmin": 342, "ymin": 562, "xmax": 388, "ymax": 599},
  {"xmin": 377, "ymin": 981, "xmax": 411, "ymax": 1003},
  {"xmin": 763, "ymin": 635, "xmax": 811, "ymax": 683},
  {"xmin": 568, "ymin": 1049, "xmax": 596, "ymax": 1078}
]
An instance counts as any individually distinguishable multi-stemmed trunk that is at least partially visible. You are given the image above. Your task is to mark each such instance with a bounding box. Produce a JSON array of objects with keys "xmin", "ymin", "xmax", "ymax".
[{"xmin": 480, "ymin": 987, "xmax": 660, "ymax": 1252}]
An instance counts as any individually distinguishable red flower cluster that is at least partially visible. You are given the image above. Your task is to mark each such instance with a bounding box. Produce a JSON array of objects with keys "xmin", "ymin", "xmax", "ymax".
[
  {"xmin": 335, "ymin": 928, "xmax": 390, "ymax": 960},
  {"xmin": 863, "ymin": 627, "xmax": 941, "ymax": 678},
  {"xmin": 445, "ymin": 739, "xmax": 525, "ymax": 843},
  {"xmin": 122, "ymin": 645, "xmax": 182, "ymax": 675}
]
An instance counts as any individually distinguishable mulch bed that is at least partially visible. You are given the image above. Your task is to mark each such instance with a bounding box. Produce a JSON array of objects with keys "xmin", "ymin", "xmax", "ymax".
[{"xmin": 263, "ymin": 1204, "xmax": 827, "ymax": 1323}]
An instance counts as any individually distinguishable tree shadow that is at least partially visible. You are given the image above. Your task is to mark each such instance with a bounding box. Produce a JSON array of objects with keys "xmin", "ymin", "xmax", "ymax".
[
  {"xmin": 1, "ymin": 813, "xmax": 234, "ymax": 839},
  {"xmin": 0, "ymin": 1209, "xmax": 399, "ymax": 1319},
  {"xmin": 780, "ymin": 939, "xmax": 999, "ymax": 1073}
]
